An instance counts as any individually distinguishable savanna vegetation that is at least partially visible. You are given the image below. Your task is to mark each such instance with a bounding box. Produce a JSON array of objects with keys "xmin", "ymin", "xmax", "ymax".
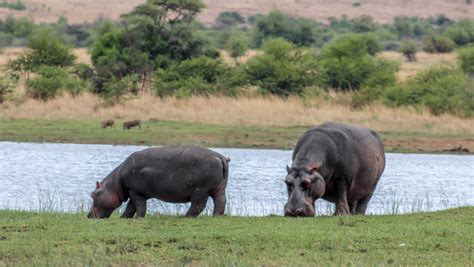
[{"xmin": 0, "ymin": 0, "xmax": 473, "ymax": 117}]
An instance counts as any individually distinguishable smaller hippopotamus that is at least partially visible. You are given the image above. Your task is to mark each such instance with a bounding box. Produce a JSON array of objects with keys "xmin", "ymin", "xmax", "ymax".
[
  {"xmin": 123, "ymin": 120, "xmax": 141, "ymax": 130},
  {"xmin": 88, "ymin": 146, "xmax": 230, "ymax": 219}
]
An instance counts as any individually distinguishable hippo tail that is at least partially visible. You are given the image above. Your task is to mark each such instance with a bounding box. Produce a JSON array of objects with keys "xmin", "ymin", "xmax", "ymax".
[{"xmin": 219, "ymin": 156, "xmax": 230, "ymax": 180}]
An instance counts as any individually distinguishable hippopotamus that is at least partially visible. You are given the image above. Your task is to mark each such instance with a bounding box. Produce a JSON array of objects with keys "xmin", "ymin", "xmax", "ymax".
[
  {"xmin": 123, "ymin": 120, "xmax": 141, "ymax": 130},
  {"xmin": 87, "ymin": 145, "xmax": 230, "ymax": 219},
  {"xmin": 284, "ymin": 122, "xmax": 385, "ymax": 217}
]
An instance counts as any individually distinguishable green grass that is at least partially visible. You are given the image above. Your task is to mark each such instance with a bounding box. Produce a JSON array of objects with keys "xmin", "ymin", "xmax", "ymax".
[
  {"xmin": 0, "ymin": 118, "xmax": 472, "ymax": 152},
  {"xmin": 0, "ymin": 207, "xmax": 472, "ymax": 265}
]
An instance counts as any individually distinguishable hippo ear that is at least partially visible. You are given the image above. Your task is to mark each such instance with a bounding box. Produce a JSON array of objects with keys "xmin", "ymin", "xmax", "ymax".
[
  {"xmin": 286, "ymin": 165, "xmax": 291, "ymax": 174},
  {"xmin": 96, "ymin": 181, "xmax": 101, "ymax": 190}
]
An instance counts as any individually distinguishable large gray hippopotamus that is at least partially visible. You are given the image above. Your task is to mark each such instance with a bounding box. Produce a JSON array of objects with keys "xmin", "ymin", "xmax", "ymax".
[
  {"xmin": 88, "ymin": 146, "xmax": 230, "ymax": 219},
  {"xmin": 284, "ymin": 122, "xmax": 385, "ymax": 217}
]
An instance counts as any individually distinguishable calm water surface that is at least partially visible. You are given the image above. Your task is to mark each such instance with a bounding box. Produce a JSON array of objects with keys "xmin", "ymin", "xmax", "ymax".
[{"xmin": 0, "ymin": 142, "xmax": 472, "ymax": 216}]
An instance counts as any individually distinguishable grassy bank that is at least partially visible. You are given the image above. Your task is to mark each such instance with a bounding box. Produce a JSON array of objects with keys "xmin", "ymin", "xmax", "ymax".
[
  {"xmin": 0, "ymin": 118, "xmax": 473, "ymax": 153},
  {"xmin": 0, "ymin": 207, "xmax": 472, "ymax": 265}
]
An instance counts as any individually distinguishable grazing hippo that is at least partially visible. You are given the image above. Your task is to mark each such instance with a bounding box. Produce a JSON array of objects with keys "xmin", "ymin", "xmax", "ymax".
[
  {"xmin": 123, "ymin": 120, "xmax": 141, "ymax": 130},
  {"xmin": 101, "ymin": 119, "xmax": 115, "ymax": 128},
  {"xmin": 87, "ymin": 146, "xmax": 230, "ymax": 219},
  {"xmin": 284, "ymin": 122, "xmax": 385, "ymax": 217}
]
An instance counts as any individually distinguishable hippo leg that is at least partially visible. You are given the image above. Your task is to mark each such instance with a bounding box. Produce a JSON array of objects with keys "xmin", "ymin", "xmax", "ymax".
[
  {"xmin": 121, "ymin": 200, "xmax": 136, "ymax": 218},
  {"xmin": 211, "ymin": 192, "xmax": 226, "ymax": 216},
  {"xmin": 186, "ymin": 194, "xmax": 208, "ymax": 217},
  {"xmin": 334, "ymin": 180, "xmax": 350, "ymax": 215},
  {"xmin": 354, "ymin": 193, "xmax": 373, "ymax": 215},
  {"xmin": 349, "ymin": 201, "xmax": 357, "ymax": 215},
  {"xmin": 130, "ymin": 193, "xmax": 147, "ymax": 218}
]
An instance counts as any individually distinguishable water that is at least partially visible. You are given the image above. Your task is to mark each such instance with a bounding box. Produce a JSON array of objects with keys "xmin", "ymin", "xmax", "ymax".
[{"xmin": 0, "ymin": 142, "xmax": 473, "ymax": 216}]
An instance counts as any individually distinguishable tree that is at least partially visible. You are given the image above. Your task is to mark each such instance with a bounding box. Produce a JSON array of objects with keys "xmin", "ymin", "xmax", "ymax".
[
  {"xmin": 90, "ymin": 0, "xmax": 214, "ymax": 96},
  {"xmin": 400, "ymin": 39, "xmax": 418, "ymax": 62},
  {"xmin": 8, "ymin": 28, "xmax": 76, "ymax": 77}
]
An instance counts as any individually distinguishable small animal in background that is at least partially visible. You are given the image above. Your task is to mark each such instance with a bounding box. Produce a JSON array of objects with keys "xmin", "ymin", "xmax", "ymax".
[
  {"xmin": 123, "ymin": 120, "xmax": 141, "ymax": 130},
  {"xmin": 101, "ymin": 119, "xmax": 115, "ymax": 128}
]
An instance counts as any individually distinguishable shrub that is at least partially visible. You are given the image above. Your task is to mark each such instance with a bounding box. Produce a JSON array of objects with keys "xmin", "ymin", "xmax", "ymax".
[
  {"xmin": 253, "ymin": 11, "xmax": 326, "ymax": 47},
  {"xmin": 7, "ymin": 28, "xmax": 76, "ymax": 76},
  {"xmin": 0, "ymin": 73, "xmax": 16, "ymax": 103},
  {"xmin": 350, "ymin": 60, "xmax": 399, "ymax": 108},
  {"xmin": 155, "ymin": 56, "xmax": 234, "ymax": 97},
  {"xmin": 457, "ymin": 46, "xmax": 474, "ymax": 75},
  {"xmin": 444, "ymin": 20, "xmax": 474, "ymax": 46},
  {"xmin": 399, "ymin": 39, "xmax": 418, "ymax": 61},
  {"xmin": 102, "ymin": 74, "xmax": 138, "ymax": 103},
  {"xmin": 319, "ymin": 34, "xmax": 392, "ymax": 91},
  {"xmin": 422, "ymin": 34, "xmax": 455, "ymax": 53},
  {"xmin": 0, "ymin": 32, "xmax": 13, "ymax": 47},
  {"xmin": 226, "ymin": 35, "xmax": 248, "ymax": 60},
  {"xmin": 383, "ymin": 66, "xmax": 473, "ymax": 116},
  {"xmin": 243, "ymin": 38, "xmax": 318, "ymax": 96},
  {"xmin": 0, "ymin": 1, "xmax": 26, "ymax": 11},
  {"xmin": 26, "ymin": 66, "xmax": 86, "ymax": 100},
  {"xmin": 350, "ymin": 15, "xmax": 378, "ymax": 33},
  {"xmin": 214, "ymin": 12, "xmax": 245, "ymax": 29}
]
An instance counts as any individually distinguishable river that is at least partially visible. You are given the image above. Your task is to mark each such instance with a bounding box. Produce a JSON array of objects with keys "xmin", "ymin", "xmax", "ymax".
[{"xmin": 0, "ymin": 142, "xmax": 472, "ymax": 216}]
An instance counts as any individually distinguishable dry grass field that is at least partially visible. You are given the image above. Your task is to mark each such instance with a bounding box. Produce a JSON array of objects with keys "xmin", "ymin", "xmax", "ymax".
[
  {"xmin": 2, "ymin": 92, "xmax": 473, "ymax": 136},
  {"xmin": 0, "ymin": 0, "xmax": 473, "ymax": 25}
]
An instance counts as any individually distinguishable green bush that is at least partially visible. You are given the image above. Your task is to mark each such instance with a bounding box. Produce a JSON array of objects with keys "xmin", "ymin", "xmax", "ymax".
[
  {"xmin": 0, "ymin": 1, "xmax": 26, "ymax": 10},
  {"xmin": 350, "ymin": 15, "xmax": 378, "ymax": 33},
  {"xmin": 444, "ymin": 20, "xmax": 474, "ymax": 46},
  {"xmin": 350, "ymin": 60, "xmax": 399, "ymax": 108},
  {"xmin": 319, "ymin": 34, "xmax": 393, "ymax": 91},
  {"xmin": 226, "ymin": 34, "xmax": 248, "ymax": 60},
  {"xmin": 155, "ymin": 56, "xmax": 234, "ymax": 97},
  {"xmin": 214, "ymin": 12, "xmax": 245, "ymax": 30},
  {"xmin": 0, "ymin": 32, "xmax": 13, "ymax": 47},
  {"xmin": 102, "ymin": 74, "xmax": 138, "ymax": 103},
  {"xmin": 457, "ymin": 46, "xmax": 474, "ymax": 75},
  {"xmin": 399, "ymin": 39, "xmax": 418, "ymax": 61},
  {"xmin": 243, "ymin": 38, "xmax": 318, "ymax": 96},
  {"xmin": 383, "ymin": 66, "xmax": 473, "ymax": 116},
  {"xmin": 422, "ymin": 34, "xmax": 455, "ymax": 53},
  {"xmin": 253, "ymin": 11, "xmax": 326, "ymax": 47},
  {"xmin": 7, "ymin": 28, "xmax": 76, "ymax": 76},
  {"xmin": 26, "ymin": 66, "xmax": 86, "ymax": 100}
]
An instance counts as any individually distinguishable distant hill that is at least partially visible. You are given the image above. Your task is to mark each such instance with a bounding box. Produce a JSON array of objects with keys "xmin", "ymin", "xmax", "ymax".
[{"xmin": 1, "ymin": 0, "xmax": 473, "ymax": 24}]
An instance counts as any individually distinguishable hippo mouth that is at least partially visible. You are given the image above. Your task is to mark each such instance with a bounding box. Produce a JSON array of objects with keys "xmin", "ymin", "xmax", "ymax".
[{"xmin": 284, "ymin": 198, "xmax": 316, "ymax": 217}]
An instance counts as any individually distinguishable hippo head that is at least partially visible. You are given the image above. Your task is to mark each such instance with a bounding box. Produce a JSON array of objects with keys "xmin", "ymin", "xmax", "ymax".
[
  {"xmin": 284, "ymin": 164, "xmax": 325, "ymax": 217},
  {"xmin": 87, "ymin": 181, "xmax": 121, "ymax": 219}
]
